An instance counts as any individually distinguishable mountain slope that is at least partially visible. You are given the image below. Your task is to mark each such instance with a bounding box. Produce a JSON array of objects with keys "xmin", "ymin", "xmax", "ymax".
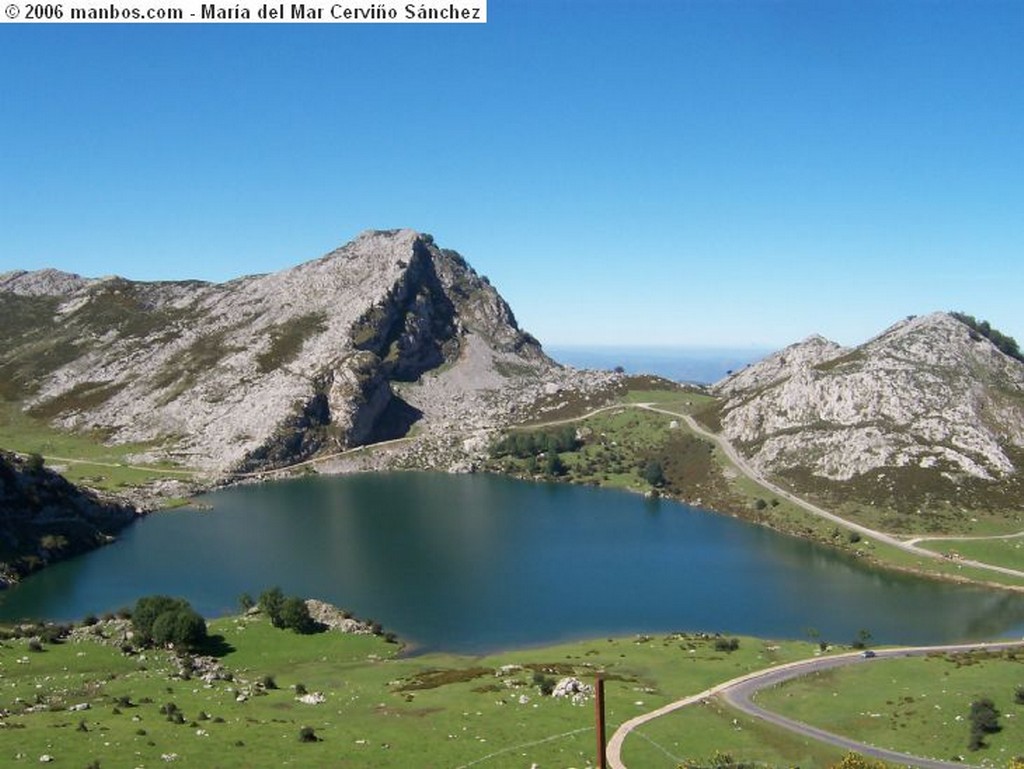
[
  {"xmin": 0, "ymin": 230, "xmax": 566, "ymax": 474},
  {"xmin": 708, "ymin": 312, "xmax": 1024, "ymax": 516}
]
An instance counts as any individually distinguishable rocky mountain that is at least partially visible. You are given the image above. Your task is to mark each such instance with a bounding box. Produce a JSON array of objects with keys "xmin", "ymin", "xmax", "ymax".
[
  {"xmin": 0, "ymin": 450, "xmax": 137, "ymax": 585},
  {"xmin": 707, "ymin": 312, "xmax": 1024, "ymax": 515},
  {"xmin": 0, "ymin": 229, "xmax": 588, "ymax": 475}
]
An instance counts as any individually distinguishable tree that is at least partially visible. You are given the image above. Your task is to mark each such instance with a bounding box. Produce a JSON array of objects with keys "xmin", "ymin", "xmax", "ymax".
[
  {"xmin": 238, "ymin": 593, "xmax": 255, "ymax": 612},
  {"xmin": 132, "ymin": 595, "xmax": 206, "ymax": 651},
  {"xmin": 544, "ymin": 452, "xmax": 567, "ymax": 477},
  {"xmin": 260, "ymin": 587, "xmax": 286, "ymax": 628},
  {"xmin": 643, "ymin": 460, "xmax": 665, "ymax": 487},
  {"xmin": 280, "ymin": 597, "xmax": 317, "ymax": 634},
  {"xmin": 133, "ymin": 596, "xmax": 189, "ymax": 644},
  {"xmin": 969, "ymin": 697, "xmax": 1001, "ymax": 749},
  {"xmin": 151, "ymin": 607, "xmax": 207, "ymax": 651}
]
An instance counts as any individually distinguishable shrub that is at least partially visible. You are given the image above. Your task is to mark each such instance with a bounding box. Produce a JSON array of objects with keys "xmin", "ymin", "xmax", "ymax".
[
  {"xmin": 259, "ymin": 587, "xmax": 285, "ymax": 627},
  {"xmin": 298, "ymin": 726, "xmax": 320, "ymax": 743},
  {"xmin": 968, "ymin": 697, "xmax": 1001, "ymax": 750},
  {"xmin": 294, "ymin": 683, "xmax": 308, "ymax": 696},
  {"xmin": 261, "ymin": 675, "xmax": 278, "ymax": 690},
  {"xmin": 714, "ymin": 637, "xmax": 740, "ymax": 652},
  {"xmin": 643, "ymin": 460, "xmax": 666, "ymax": 487},
  {"xmin": 280, "ymin": 597, "xmax": 317, "ymax": 634},
  {"xmin": 133, "ymin": 596, "xmax": 207, "ymax": 651},
  {"xmin": 150, "ymin": 607, "xmax": 207, "ymax": 651},
  {"xmin": 532, "ymin": 671, "xmax": 556, "ymax": 696}
]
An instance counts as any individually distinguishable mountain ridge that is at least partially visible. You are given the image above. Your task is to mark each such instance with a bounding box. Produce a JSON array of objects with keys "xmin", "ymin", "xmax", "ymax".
[
  {"xmin": 0, "ymin": 229, "xmax": 598, "ymax": 476},
  {"xmin": 708, "ymin": 311, "xmax": 1024, "ymax": 517}
]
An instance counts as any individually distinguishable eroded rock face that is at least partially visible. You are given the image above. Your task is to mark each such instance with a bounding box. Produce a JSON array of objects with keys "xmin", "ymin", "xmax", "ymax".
[
  {"xmin": 0, "ymin": 229, "xmax": 566, "ymax": 474},
  {"xmin": 712, "ymin": 313, "xmax": 1024, "ymax": 484}
]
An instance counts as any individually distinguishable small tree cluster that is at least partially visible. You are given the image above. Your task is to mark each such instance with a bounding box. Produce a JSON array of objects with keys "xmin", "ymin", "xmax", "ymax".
[
  {"xmin": 493, "ymin": 427, "xmax": 579, "ymax": 459},
  {"xmin": 952, "ymin": 312, "xmax": 1024, "ymax": 363},
  {"xmin": 259, "ymin": 587, "xmax": 319, "ymax": 634},
  {"xmin": 132, "ymin": 596, "xmax": 207, "ymax": 652}
]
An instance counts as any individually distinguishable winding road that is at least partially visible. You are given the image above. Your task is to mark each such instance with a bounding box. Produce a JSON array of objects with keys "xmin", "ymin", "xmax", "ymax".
[
  {"xmin": 608, "ymin": 640, "xmax": 1024, "ymax": 769},
  {"xmin": 623, "ymin": 403, "xmax": 1024, "ymax": 582}
]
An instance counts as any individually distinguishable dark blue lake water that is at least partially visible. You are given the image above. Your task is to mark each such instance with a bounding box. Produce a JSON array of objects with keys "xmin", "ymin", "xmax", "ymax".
[{"xmin": 2, "ymin": 473, "xmax": 1022, "ymax": 653}]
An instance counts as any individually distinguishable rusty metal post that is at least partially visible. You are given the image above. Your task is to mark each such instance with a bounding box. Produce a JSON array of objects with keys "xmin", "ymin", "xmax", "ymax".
[{"xmin": 595, "ymin": 674, "xmax": 607, "ymax": 769}]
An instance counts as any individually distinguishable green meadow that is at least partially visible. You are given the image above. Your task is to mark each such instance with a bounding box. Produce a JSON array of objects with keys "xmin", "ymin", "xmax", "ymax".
[
  {"xmin": 756, "ymin": 648, "xmax": 1024, "ymax": 765},
  {"xmin": 0, "ymin": 615, "xmax": 833, "ymax": 769}
]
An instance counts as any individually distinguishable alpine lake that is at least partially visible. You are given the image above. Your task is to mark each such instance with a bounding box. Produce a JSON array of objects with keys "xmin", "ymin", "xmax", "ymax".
[{"xmin": 3, "ymin": 471, "xmax": 1024, "ymax": 653}]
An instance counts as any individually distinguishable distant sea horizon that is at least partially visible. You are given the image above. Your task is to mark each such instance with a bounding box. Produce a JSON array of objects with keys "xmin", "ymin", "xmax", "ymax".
[{"xmin": 546, "ymin": 345, "xmax": 775, "ymax": 386}]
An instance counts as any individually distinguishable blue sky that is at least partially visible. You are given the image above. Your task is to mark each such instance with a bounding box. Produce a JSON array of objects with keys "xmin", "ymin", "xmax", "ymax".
[{"xmin": 2, "ymin": 1, "xmax": 1022, "ymax": 349}]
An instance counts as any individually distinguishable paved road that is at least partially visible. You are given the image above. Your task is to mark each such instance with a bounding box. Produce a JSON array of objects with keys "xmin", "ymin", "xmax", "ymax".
[{"xmin": 608, "ymin": 641, "xmax": 1024, "ymax": 769}]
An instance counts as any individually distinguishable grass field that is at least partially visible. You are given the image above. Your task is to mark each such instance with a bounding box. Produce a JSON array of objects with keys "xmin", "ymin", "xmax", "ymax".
[
  {"xmin": 756, "ymin": 648, "xmax": 1024, "ymax": 764},
  {"xmin": 0, "ymin": 400, "xmax": 195, "ymax": 492},
  {"xmin": 0, "ymin": 614, "xmax": 839, "ymax": 769},
  {"xmin": 623, "ymin": 693, "xmax": 851, "ymax": 769},
  {"xmin": 915, "ymin": 537, "xmax": 1024, "ymax": 573}
]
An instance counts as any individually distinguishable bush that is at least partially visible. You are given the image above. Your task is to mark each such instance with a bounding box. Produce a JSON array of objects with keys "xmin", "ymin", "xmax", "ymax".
[
  {"xmin": 968, "ymin": 697, "xmax": 1001, "ymax": 750},
  {"xmin": 280, "ymin": 597, "xmax": 317, "ymax": 634},
  {"xmin": 133, "ymin": 596, "xmax": 207, "ymax": 651},
  {"xmin": 298, "ymin": 726, "xmax": 320, "ymax": 743},
  {"xmin": 714, "ymin": 637, "xmax": 740, "ymax": 652},
  {"xmin": 643, "ymin": 460, "xmax": 666, "ymax": 487},
  {"xmin": 259, "ymin": 587, "xmax": 285, "ymax": 627},
  {"xmin": 532, "ymin": 671, "xmax": 556, "ymax": 696},
  {"xmin": 261, "ymin": 675, "xmax": 278, "ymax": 690},
  {"xmin": 150, "ymin": 607, "xmax": 207, "ymax": 651}
]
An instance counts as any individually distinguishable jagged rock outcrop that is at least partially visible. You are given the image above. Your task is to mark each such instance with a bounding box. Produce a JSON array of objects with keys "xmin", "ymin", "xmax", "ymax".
[
  {"xmin": 710, "ymin": 313, "xmax": 1024, "ymax": 512},
  {"xmin": 0, "ymin": 450, "xmax": 138, "ymax": 585},
  {"xmin": 0, "ymin": 230, "xmax": 576, "ymax": 474}
]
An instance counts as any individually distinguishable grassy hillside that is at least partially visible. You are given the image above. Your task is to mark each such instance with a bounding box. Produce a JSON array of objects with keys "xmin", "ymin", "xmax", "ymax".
[{"xmin": 0, "ymin": 400, "xmax": 195, "ymax": 494}]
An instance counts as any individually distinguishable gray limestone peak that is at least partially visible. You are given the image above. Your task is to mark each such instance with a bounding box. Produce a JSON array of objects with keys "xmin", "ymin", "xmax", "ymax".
[
  {"xmin": 713, "ymin": 311, "xmax": 1024, "ymax": 486},
  {"xmin": 0, "ymin": 229, "xmax": 568, "ymax": 474}
]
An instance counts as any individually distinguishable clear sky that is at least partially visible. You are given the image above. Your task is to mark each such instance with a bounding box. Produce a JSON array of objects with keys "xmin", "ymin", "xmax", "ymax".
[{"xmin": 2, "ymin": 1, "xmax": 1022, "ymax": 350}]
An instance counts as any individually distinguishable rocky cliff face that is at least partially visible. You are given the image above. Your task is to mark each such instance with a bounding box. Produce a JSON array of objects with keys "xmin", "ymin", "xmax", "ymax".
[
  {"xmin": 710, "ymin": 313, "xmax": 1024, "ymax": 513},
  {"xmin": 0, "ymin": 451, "xmax": 137, "ymax": 585},
  {"xmin": 0, "ymin": 230, "xmax": 565, "ymax": 474}
]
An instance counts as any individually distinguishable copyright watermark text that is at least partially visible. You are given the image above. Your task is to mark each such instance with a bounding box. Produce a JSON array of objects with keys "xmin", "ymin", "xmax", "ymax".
[{"xmin": 2, "ymin": 0, "xmax": 486, "ymax": 22}]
